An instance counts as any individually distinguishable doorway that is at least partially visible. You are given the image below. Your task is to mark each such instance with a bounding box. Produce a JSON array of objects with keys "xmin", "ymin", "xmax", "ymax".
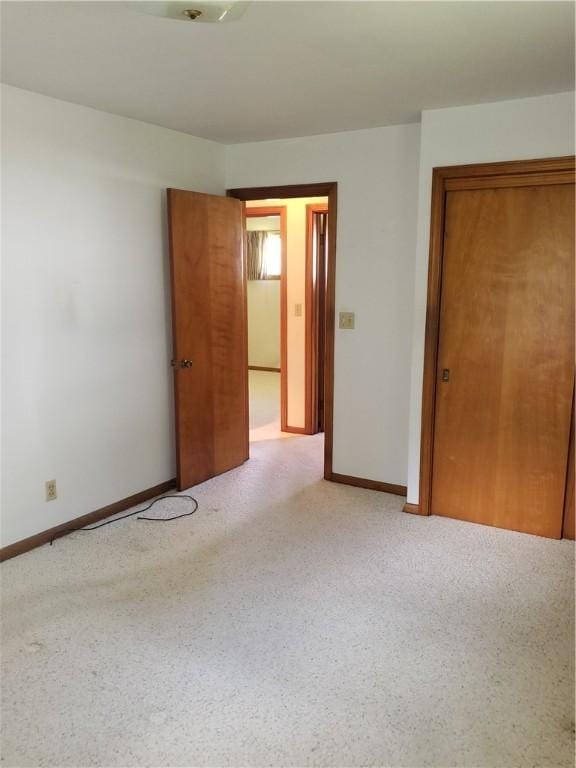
[
  {"xmin": 418, "ymin": 156, "xmax": 575, "ymax": 539},
  {"xmin": 167, "ymin": 183, "xmax": 337, "ymax": 490},
  {"xmin": 244, "ymin": 196, "xmax": 329, "ymax": 444},
  {"xmin": 245, "ymin": 205, "xmax": 286, "ymax": 441},
  {"xmin": 229, "ymin": 183, "xmax": 337, "ymax": 478}
]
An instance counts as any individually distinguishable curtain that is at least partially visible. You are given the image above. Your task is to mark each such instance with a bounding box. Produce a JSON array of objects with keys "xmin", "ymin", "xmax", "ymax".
[{"xmin": 247, "ymin": 231, "xmax": 268, "ymax": 280}]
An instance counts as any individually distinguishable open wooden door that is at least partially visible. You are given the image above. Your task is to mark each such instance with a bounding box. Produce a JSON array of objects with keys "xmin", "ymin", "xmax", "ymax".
[
  {"xmin": 167, "ymin": 189, "xmax": 249, "ymax": 491},
  {"xmin": 305, "ymin": 204, "xmax": 329, "ymax": 434}
]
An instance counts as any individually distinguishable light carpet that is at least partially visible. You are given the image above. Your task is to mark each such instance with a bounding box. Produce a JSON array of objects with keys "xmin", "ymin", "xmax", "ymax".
[
  {"xmin": 248, "ymin": 370, "xmax": 293, "ymax": 443},
  {"xmin": 1, "ymin": 373, "xmax": 574, "ymax": 767}
]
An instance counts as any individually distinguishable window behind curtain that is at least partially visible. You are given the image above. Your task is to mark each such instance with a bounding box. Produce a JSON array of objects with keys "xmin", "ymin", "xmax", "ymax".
[{"xmin": 247, "ymin": 230, "xmax": 281, "ymax": 279}]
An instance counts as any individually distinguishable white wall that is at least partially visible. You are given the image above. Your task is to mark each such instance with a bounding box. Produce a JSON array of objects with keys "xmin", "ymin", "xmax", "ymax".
[
  {"xmin": 1, "ymin": 85, "xmax": 226, "ymax": 546},
  {"xmin": 247, "ymin": 281, "xmax": 281, "ymax": 369},
  {"xmin": 227, "ymin": 125, "xmax": 421, "ymax": 480},
  {"xmin": 5, "ymin": 85, "xmax": 571, "ymax": 547},
  {"xmin": 406, "ymin": 92, "xmax": 575, "ymax": 504}
]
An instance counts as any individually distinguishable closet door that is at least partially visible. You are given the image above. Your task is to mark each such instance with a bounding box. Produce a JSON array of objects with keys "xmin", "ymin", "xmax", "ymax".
[{"xmin": 431, "ymin": 182, "xmax": 574, "ymax": 538}]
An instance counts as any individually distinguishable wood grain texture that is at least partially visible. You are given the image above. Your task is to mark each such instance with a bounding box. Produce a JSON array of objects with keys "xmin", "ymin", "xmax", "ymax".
[
  {"xmin": 0, "ymin": 480, "xmax": 176, "ymax": 562},
  {"xmin": 418, "ymin": 170, "xmax": 447, "ymax": 516},
  {"xmin": 418, "ymin": 156, "xmax": 576, "ymax": 529},
  {"xmin": 168, "ymin": 189, "xmax": 248, "ymax": 491},
  {"xmin": 280, "ymin": 209, "xmax": 289, "ymax": 432},
  {"xmin": 444, "ymin": 170, "xmax": 575, "ymax": 191},
  {"xmin": 305, "ymin": 204, "xmax": 329, "ymax": 435},
  {"xmin": 315, "ymin": 211, "xmax": 328, "ymax": 434},
  {"xmin": 323, "ymin": 185, "xmax": 338, "ymax": 479},
  {"xmin": 431, "ymin": 183, "xmax": 574, "ymax": 538},
  {"xmin": 245, "ymin": 206, "xmax": 287, "ymax": 220},
  {"xmin": 433, "ymin": 156, "xmax": 575, "ymax": 181},
  {"xmin": 229, "ymin": 183, "xmax": 336, "ymax": 200},
  {"xmin": 562, "ymin": 396, "xmax": 575, "ymax": 540}
]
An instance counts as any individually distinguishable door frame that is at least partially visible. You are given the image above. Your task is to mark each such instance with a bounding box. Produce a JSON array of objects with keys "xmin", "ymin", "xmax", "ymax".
[
  {"xmin": 245, "ymin": 205, "xmax": 289, "ymax": 429},
  {"xmin": 228, "ymin": 182, "xmax": 338, "ymax": 480},
  {"xmin": 414, "ymin": 156, "xmax": 575, "ymax": 530},
  {"xmin": 305, "ymin": 203, "xmax": 329, "ymax": 434}
]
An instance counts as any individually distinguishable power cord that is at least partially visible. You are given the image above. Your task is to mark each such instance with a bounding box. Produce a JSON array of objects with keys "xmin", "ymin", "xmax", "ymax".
[{"xmin": 49, "ymin": 494, "xmax": 199, "ymax": 545}]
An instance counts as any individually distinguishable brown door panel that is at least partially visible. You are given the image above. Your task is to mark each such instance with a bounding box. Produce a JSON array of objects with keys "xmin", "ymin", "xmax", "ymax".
[
  {"xmin": 168, "ymin": 189, "xmax": 248, "ymax": 491},
  {"xmin": 432, "ymin": 184, "xmax": 575, "ymax": 538}
]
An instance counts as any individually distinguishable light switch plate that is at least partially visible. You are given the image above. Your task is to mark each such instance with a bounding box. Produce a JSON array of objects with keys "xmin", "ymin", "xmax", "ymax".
[
  {"xmin": 339, "ymin": 311, "xmax": 355, "ymax": 330},
  {"xmin": 294, "ymin": 303, "xmax": 303, "ymax": 317}
]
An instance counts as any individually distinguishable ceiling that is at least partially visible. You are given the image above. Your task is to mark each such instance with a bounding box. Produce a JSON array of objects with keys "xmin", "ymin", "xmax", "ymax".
[{"xmin": 1, "ymin": 1, "xmax": 574, "ymax": 144}]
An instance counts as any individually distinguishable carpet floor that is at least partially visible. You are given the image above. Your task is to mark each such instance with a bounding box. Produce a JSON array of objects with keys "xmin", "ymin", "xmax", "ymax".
[{"xmin": 1, "ymin": 373, "xmax": 574, "ymax": 767}]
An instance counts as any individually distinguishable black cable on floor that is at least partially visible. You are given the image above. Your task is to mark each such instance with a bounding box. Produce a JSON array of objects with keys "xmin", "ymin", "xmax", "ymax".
[{"xmin": 49, "ymin": 495, "xmax": 199, "ymax": 545}]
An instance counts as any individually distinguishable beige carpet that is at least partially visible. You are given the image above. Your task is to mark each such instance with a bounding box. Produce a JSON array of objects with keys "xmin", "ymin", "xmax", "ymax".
[
  {"xmin": 248, "ymin": 370, "xmax": 295, "ymax": 442},
  {"xmin": 1, "ymin": 372, "xmax": 574, "ymax": 767}
]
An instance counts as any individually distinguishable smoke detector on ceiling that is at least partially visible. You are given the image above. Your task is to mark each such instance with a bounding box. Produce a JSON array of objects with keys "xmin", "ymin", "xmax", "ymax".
[{"xmin": 133, "ymin": 1, "xmax": 250, "ymax": 24}]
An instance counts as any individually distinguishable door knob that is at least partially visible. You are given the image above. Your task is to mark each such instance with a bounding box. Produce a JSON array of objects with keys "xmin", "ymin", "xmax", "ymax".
[{"xmin": 171, "ymin": 359, "xmax": 193, "ymax": 369}]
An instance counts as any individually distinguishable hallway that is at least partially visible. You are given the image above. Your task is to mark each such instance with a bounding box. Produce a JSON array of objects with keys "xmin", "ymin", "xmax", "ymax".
[{"xmin": 249, "ymin": 369, "xmax": 283, "ymax": 437}]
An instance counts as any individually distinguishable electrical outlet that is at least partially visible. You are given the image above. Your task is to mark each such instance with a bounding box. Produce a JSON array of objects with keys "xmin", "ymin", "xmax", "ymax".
[
  {"xmin": 294, "ymin": 303, "xmax": 303, "ymax": 317},
  {"xmin": 339, "ymin": 311, "xmax": 355, "ymax": 330},
  {"xmin": 45, "ymin": 479, "xmax": 57, "ymax": 502}
]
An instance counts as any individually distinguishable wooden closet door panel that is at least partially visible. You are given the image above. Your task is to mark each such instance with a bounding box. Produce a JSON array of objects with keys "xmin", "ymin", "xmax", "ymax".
[
  {"xmin": 432, "ymin": 184, "xmax": 574, "ymax": 538},
  {"xmin": 168, "ymin": 189, "xmax": 248, "ymax": 491}
]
